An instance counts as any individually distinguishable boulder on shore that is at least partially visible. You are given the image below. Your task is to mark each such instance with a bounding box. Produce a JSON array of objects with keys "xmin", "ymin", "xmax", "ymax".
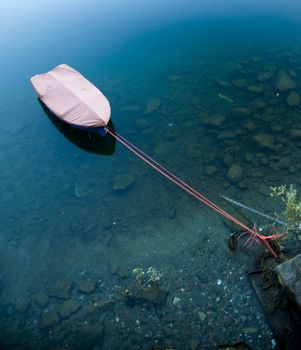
[{"xmin": 275, "ymin": 254, "xmax": 301, "ymax": 310}]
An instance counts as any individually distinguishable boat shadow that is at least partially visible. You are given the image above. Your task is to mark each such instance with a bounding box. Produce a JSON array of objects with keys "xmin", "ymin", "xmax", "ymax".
[{"xmin": 38, "ymin": 99, "xmax": 116, "ymax": 155}]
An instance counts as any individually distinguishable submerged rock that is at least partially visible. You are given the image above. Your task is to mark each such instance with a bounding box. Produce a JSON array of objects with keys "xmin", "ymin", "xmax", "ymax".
[
  {"xmin": 231, "ymin": 79, "xmax": 247, "ymax": 88},
  {"xmin": 253, "ymin": 133, "xmax": 275, "ymax": 150},
  {"xmin": 276, "ymin": 70, "xmax": 297, "ymax": 91},
  {"xmin": 286, "ymin": 91, "xmax": 300, "ymax": 106},
  {"xmin": 218, "ymin": 130, "xmax": 238, "ymax": 140},
  {"xmin": 79, "ymin": 279, "xmax": 97, "ymax": 293},
  {"xmin": 15, "ymin": 299, "xmax": 31, "ymax": 314},
  {"xmin": 75, "ymin": 324, "xmax": 105, "ymax": 349},
  {"xmin": 269, "ymin": 157, "xmax": 290, "ymax": 172},
  {"xmin": 144, "ymin": 97, "xmax": 161, "ymax": 114},
  {"xmin": 48, "ymin": 279, "xmax": 73, "ymax": 299},
  {"xmin": 140, "ymin": 284, "xmax": 169, "ymax": 305},
  {"xmin": 202, "ymin": 148, "xmax": 217, "ymax": 165},
  {"xmin": 197, "ymin": 310, "xmax": 207, "ymax": 322},
  {"xmin": 135, "ymin": 118, "xmax": 150, "ymax": 130},
  {"xmin": 154, "ymin": 141, "xmax": 173, "ymax": 156},
  {"xmin": 205, "ymin": 165, "xmax": 217, "ymax": 176},
  {"xmin": 227, "ymin": 164, "xmax": 243, "ymax": 184},
  {"xmin": 257, "ymin": 71, "xmax": 274, "ymax": 82},
  {"xmin": 120, "ymin": 105, "xmax": 140, "ymax": 112},
  {"xmin": 290, "ymin": 129, "xmax": 301, "ymax": 138},
  {"xmin": 247, "ymin": 84, "xmax": 264, "ymax": 93},
  {"xmin": 200, "ymin": 114, "xmax": 225, "ymax": 127},
  {"xmin": 167, "ymin": 74, "xmax": 182, "ymax": 82},
  {"xmin": 112, "ymin": 173, "xmax": 135, "ymax": 192},
  {"xmin": 39, "ymin": 310, "xmax": 60, "ymax": 329},
  {"xmin": 275, "ymin": 254, "xmax": 301, "ymax": 309},
  {"xmin": 59, "ymin": 299, "xmax": 81, "ymax": 319},
  {"xmin": 35, "ymin": 293, "xmax": 49, "ymax": 307},
  {"xmin": 232, "ymin": 107, "xmax": 251, "ymax": 117}
]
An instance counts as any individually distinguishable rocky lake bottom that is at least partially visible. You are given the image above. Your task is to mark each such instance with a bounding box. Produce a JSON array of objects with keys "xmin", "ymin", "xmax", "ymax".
[{"xmin": 1, "ymin": 25, "xmax": 301, "ymax": 350}]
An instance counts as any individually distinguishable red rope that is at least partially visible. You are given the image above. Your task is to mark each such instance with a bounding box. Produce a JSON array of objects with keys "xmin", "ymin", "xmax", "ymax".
[{"xmin": 107, "ymin": 127, "xmax": 278, "ymax": 257}]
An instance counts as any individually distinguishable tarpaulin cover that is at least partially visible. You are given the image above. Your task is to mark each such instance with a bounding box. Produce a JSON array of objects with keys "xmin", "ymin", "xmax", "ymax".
[{"xmin": 30, "ymin": 64, "xmax": 111, "ymax": 128}]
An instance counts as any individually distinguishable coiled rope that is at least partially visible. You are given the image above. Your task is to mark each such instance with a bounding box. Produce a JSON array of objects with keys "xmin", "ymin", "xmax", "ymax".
[{"xmin": 106, "ymin": 127, "xmax": 280, "ymax": 257}]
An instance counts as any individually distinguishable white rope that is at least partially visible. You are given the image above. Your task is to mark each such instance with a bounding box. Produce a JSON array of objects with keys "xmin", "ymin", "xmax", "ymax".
[{"xmin": 220, "ymin": 195, "xmax": 287, "ymax": 227}]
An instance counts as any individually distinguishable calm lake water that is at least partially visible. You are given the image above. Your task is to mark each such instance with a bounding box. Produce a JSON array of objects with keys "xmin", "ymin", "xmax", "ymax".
[{"xmin": 1, "ymin": 1, "xmax": 301, "ymax": 349}]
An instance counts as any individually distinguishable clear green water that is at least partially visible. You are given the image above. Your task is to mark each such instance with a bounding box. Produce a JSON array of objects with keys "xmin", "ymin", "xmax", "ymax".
[{"xmin": 1, "ymin": 2, "xmax": 301, "ymax": 349}]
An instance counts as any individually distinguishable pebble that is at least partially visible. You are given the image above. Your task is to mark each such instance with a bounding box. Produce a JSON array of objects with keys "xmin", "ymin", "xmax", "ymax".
[
  {"xmin": 172, "ymin": 296, "xmax": 181, "ymax": 307},
  {"xmin": 198, "ymin": 311, "xmax": 207, "ymax": 322}
]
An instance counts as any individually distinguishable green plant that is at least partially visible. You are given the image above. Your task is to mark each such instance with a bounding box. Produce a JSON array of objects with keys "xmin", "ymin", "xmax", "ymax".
[
  {"xmin": 133, "ymin": 266, "xmax": 163, "ymax": 289},
  {"xmin": 270, "ymin": 184, "xmax": 301, "ymax": 231}
]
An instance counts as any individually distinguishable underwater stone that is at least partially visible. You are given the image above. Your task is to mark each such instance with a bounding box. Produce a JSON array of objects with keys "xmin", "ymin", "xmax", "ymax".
[
  {"xmin": 79, "ymin": 279, "xmax": 97, "ymax": 293},
  {"xmin": 269, "ymin": 157, "xmax": 290, "ymax": 172},
  {"xmin": 201, "ymin": 114, "xmax": 225, "ymax": 127},
  {"xmin": 35, "ymin": 293, "xmax": 49, "ymax": 307},
  {"xmin": 48, "ymin": 279, "xmax": 73, "ymax": 299},
  {"xmin": 167, "ymin": 74, "xmax": 182, "ymax": 82},
  {"xmin": 251, "ymin": 55, "xmax": 261, "ymax": 63},
  {"xmin": 247, "ymin": 84, "xmax": 264, "ymax": 93},
  {"xmin": 15, "ymin": 299, "xmax": 31, "ymax": 313},
  {"xmin": 276, "ymin": 254, "xmax": 301, "ymax": 310},
  {"xmin": 59, "ymin": 299, "xmax": 81, "ymax": 319},
  {"xmin": 119, "ymin": 105, "xmax": 140, "ymax": 112},
  {"xmin": 245, "ymin": 153, "xmax": 254, "ymax": 162},
  {"xmin": 197, "ymin": 310, "xmax": 207, "ymax": 322},
  {"xmin": 154, "ymin": 141, "xmax": 173, "ymax": 156},
  {"xmin": 286, "ymin": 91, "xmax": 300, "ymax": 106},
  {"xmin": 227, "ymin": 164, "xmax": 243, "ymax": 184},
  {"xmin": 276, "ymin": 70, "xmax": 297, "ymax": 91},
  {"xmin": 202, "ymin": 148, "xmax": 217, "ymax": 165},
  {"xmin": 290, "ymin": 129, "xmax": 301, "ymax": 138},
  {"xmin": 231, "ymin": 79, "xmax": 248, "ymax": 88},
  {"xmin": 205, "ymin": 165, "xmax": 217, "ymax": 176},
  {"xmin": 188, "ymin": 338, "xmax": 200, "ymax": 350},
  {"xmin": 140, "ymin": 285, "xmax": 169, "ymax": 305},
  {"xmin": 39, "ymin": 310, "xmax": 60, "ymax": 329},
  {"xmin": 144, "ymin": 97, "xmax": 161, "ymax": 114},
  {"xmin": 172, "ymin": 296, "xmax": 181, "ymax": 307},
  {"xmin": 135, "ymin": 118, "xmax": 150, "ymax": 130},
  {"xmin": 253, "ymin": 133, "xmax": 275, "ymax": 150},
  {"xmin": 75, "ymin": 324, "xmax": 105, "ymax": 349},
  {"xmin": 243, "ymin": 120, "xmax": 256, "ymax": 131},
  {"xmin": 217, "ymin": 130, "xmax": 238, "ymax": 140},
  {"xmin": 112, "ymin": 173, "xmax": 135, "ymax": 192},
  {"xmin": 232, "ymin": 107, "xmax": 251, "ymax": 117},
  {"xmin": 257, "ymin": 71, "xmax": 274, "ymax": 82}
]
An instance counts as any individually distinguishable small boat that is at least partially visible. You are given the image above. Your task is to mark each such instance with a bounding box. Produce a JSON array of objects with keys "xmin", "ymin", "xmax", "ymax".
[{"xmin": 30, "ymin": 64, "xmax": 111, "ymax": 136}]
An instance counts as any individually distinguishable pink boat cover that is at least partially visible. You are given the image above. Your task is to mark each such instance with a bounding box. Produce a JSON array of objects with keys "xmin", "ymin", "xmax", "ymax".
[{"xmin": 30, "ymin": 64, "xmax": 111, "ymax": 128}]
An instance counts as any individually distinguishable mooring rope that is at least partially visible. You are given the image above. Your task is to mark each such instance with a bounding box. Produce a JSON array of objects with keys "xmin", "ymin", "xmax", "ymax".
[{"xmin": 106, "ymin": 127, "xmax": 279, "ymax": 257}]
